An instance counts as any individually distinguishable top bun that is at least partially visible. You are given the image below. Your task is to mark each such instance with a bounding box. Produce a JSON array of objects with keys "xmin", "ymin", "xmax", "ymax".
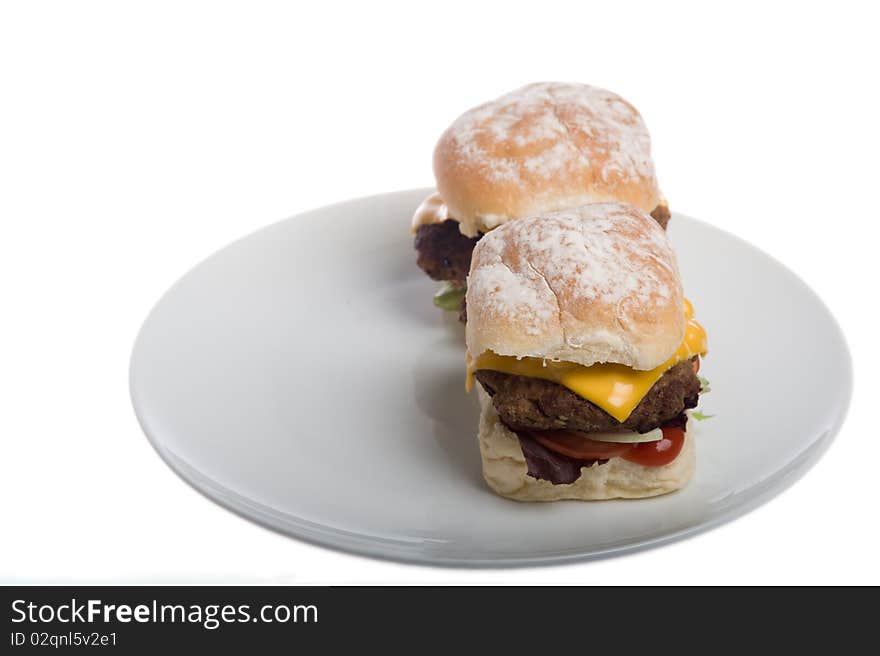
[
  {"xmin": 465, "ymin": 203, "xmax": 684, "ymax": 370},
  {"xmin": 434, "ymin": 82, "xmax": 665, "ymax": 237}
]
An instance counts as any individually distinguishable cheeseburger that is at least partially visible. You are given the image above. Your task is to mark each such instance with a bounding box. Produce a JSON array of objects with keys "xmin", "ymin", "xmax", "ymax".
[
  {"xmin": 412, "ymin": 82, "xmax": 669, "ymax": 316},
  {"xmin": 465, "ymin": 203, "xmax": 707, "ymax": 501}
]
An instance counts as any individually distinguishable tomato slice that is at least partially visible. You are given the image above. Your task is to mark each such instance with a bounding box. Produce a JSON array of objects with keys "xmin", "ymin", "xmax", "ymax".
[
  {"xmin": 531, "ymin": 431, "xmax": 631, "ymax": 460},
  {"xmin": 622, "ymin": 425, "xmax": 685, "ymax": 467},
  {"xmin": 530, "ymin": 424, "xmax": 686, "ymax": 467},
  {"xmin": 693, "ymin": 356, "xmax": 700, "ymax": 374}
]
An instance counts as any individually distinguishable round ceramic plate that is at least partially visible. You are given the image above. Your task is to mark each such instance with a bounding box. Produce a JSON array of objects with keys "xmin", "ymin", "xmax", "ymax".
[{"xmin": 130, "ymin": 189, "xmax": 851, "ymax": 567}]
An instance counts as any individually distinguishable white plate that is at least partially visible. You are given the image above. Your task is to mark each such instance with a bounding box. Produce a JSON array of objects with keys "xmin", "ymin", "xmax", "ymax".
[{"xmin": 130, "ymin": 189, "xmax": 851, "ymax": 567}]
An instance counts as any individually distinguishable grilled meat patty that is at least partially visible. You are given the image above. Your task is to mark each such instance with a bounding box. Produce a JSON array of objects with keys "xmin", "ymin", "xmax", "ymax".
[
  {"xmin": 413, "ymin": 219, "xmax": 479, "ymax": 284},
  {"xmin": 475, "ymin": 357, "xmax": 700, "ymax": 434}
]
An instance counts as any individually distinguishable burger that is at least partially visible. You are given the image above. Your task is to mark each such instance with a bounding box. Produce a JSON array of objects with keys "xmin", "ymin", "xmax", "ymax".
[
  {"xmin": 412, "ymin": 82, "xmax": 669, "ymax": 317},
  {"xmin": 465, "ymin": 203, "xmax": 707, "ymax": 501}
]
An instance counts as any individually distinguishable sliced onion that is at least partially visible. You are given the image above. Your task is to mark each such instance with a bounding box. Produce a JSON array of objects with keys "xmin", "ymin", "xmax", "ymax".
[{"xmin": 586, "ymin": 428, "xmax": 663, "ymax": 443}]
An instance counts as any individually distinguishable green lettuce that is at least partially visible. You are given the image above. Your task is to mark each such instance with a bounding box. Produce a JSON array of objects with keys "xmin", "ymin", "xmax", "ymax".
[
  {"xmin": 433, "ymin": 282, "xmax": 466, "ymax": 312},
  {"xmin": 693, "ymin": 376, "xmax": 714, "ymax": 420}
]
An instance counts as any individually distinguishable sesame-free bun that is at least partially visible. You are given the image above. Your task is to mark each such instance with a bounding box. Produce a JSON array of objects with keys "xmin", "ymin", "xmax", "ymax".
[
  {"xmin": 465, "ymin": 203, "xmax": 684, "ymax": 371},
  {"xmin": 477, "ymin": 389, "xmax": 695, "ymax": 501},
  {"xmin": 434, "ymin": 82, "xmax": 665, "ymax": 237}
]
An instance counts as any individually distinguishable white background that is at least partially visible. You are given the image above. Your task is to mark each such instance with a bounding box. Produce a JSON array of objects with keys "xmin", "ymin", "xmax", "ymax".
[{"xmin": 2, "ymin": 1, "xmax": 877, "ymax": 584}]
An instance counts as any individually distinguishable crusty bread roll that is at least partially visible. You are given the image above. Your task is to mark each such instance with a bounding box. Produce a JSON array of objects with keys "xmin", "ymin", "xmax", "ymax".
[
  {"xmin": 434, "ymin": 82, "xmax": 665, "ymax": 237},
  {"xmin": 477, "ymin": 389, "xmax": 694, "ymax": 501},
  {"xmin": 465, "ymin": 203, "xmax": 684, "ymax": 371}
]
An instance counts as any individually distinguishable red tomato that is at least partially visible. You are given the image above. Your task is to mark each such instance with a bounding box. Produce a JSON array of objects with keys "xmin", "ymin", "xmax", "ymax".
[
  {"xmin": 622, "ymin": 425, "xmax": 685, "ymax": 467},
  {"xmin": 693, "ymin": 356, "xmax": 700, "ymax": 374},
  {"xmin": 531, "ymin": 431, "xmax": 631, "ymax": 460}
]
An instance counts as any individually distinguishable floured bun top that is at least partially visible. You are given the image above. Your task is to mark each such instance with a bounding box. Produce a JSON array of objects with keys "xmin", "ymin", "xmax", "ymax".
[
  {"xmin": 434, "ymin": 82, "xmax": 665, "ymax": 237},
  {"xmin": 465, "ymin": 203, "xmax": 684, "ymax": 370}
]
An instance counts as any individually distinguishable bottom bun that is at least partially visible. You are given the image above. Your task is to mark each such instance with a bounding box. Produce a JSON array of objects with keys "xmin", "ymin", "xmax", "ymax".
[{"xmin": 477, "ymin": 388, "xmax": 695, "ymax": 501}]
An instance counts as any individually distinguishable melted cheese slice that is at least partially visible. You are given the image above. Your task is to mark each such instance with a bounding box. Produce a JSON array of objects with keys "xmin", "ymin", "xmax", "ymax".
[
  {"xmin": 410, "ymin": 192, "xmax": 449, "ymax": 232},
  {"xmin": 467, "ymin": 299, "xmax": 708, "ymax": 423}
]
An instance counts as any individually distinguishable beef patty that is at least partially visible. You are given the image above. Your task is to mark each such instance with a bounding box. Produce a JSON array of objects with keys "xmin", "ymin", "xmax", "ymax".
[
  {"xmin": 475, "ymin": 357, "xmax": 699, "ymax": 434},
  {"xmin": 413, "ymin": 219, "xmax": 479, "ymax": 284}
]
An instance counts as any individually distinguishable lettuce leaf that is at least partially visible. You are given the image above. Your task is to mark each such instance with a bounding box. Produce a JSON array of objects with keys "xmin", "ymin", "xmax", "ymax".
[
  {"xmin": 692, "ymin": 411, "xmax": 715, "ymax": 421},
  {"xmin": 698, "ymin": 375, "xmax": 712, "ymax": 394},
  {"xmin": 433, "ymin": 282, "xmax": 466, "ymax": 312}
]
